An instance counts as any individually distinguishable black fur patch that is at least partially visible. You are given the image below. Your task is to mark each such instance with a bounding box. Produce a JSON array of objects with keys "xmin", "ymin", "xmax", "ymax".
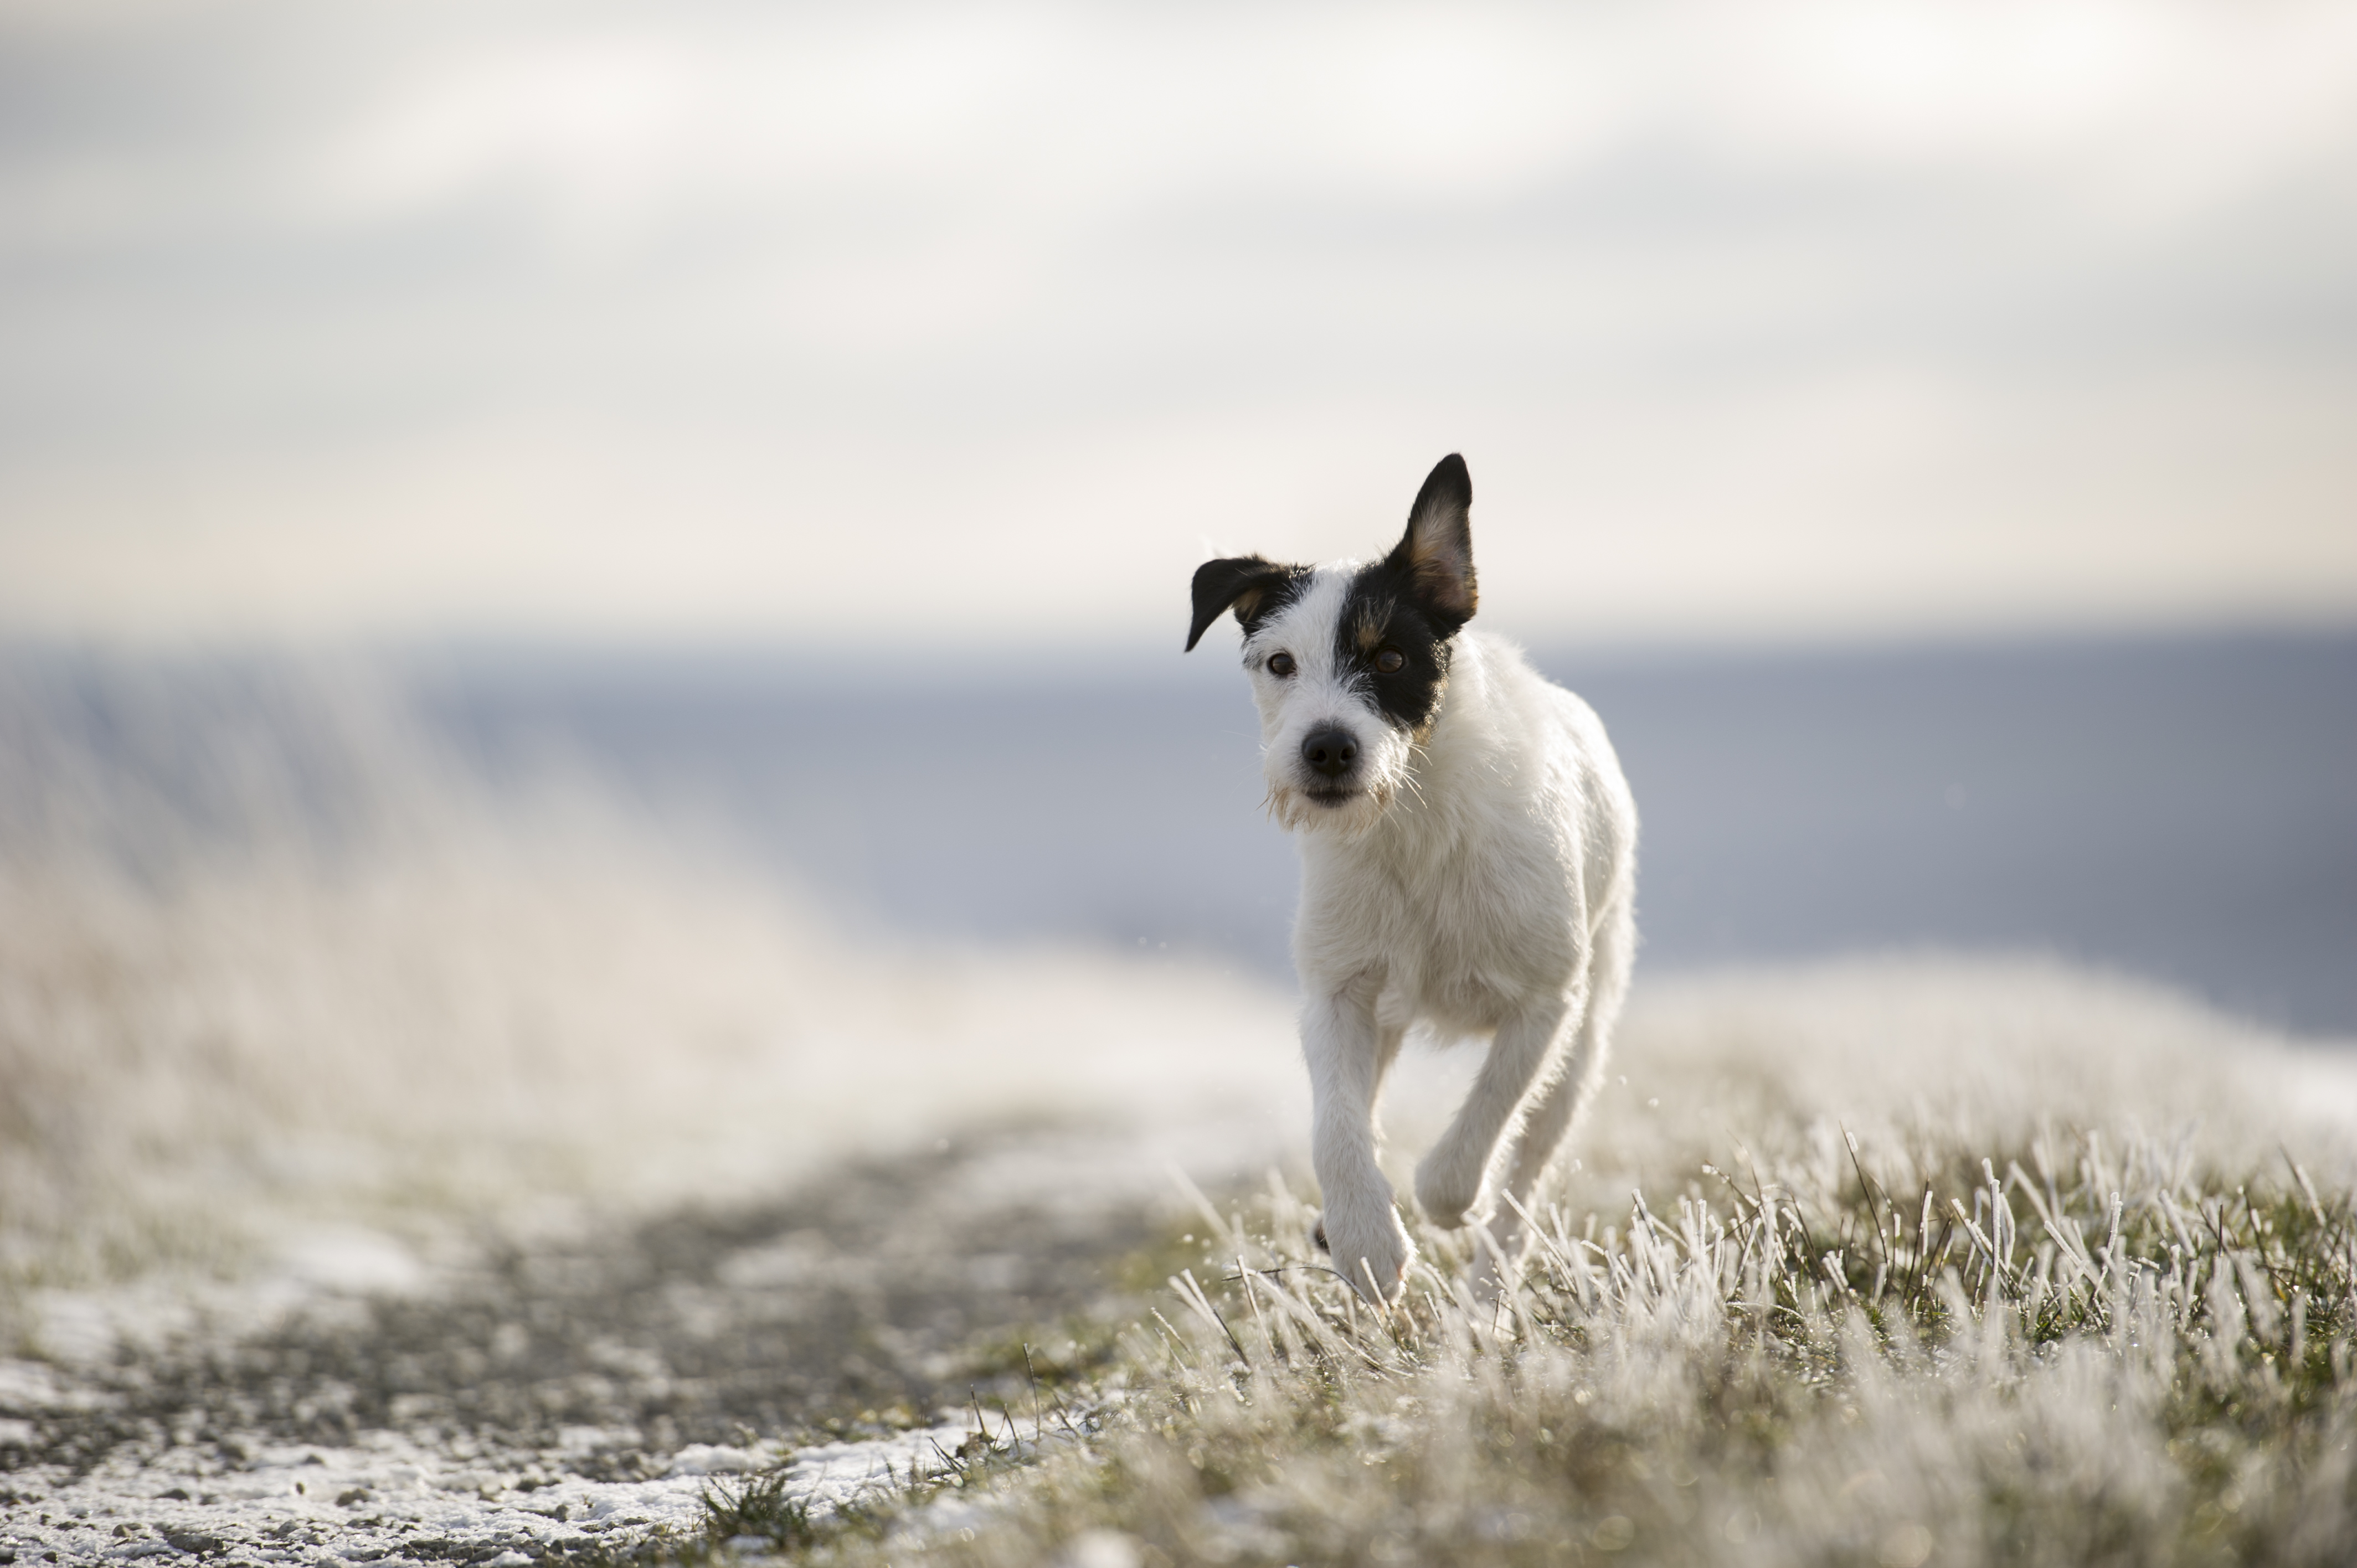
[
  {"xmin": 1387, "ymin": 453, "xmax": 1477, "ymax": 629},
  {"xmin": 1335, "ymin": 454, "xmax": 1478, "ymax": 733},
  {"xmin": 1334, "ymin": 559, "xmax": 1457, "ymax": 734},
  {"xmin": 1186, "ymin": 455, "xmax": 1473, "ymax": 721},
  {"xmin": 1186, "ymin": 555, "xmax": 1310, "ymax": 652}
]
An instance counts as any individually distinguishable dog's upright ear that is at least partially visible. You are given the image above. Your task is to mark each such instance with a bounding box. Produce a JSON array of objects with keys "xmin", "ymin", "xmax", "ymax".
[
  {"xmin": 1385, "ymin": 453, "xmax": 1477, "ymax": 633},
  {"xmin": 1187, "ymin": 555, "xmax": 1291, "ymax": 652}
]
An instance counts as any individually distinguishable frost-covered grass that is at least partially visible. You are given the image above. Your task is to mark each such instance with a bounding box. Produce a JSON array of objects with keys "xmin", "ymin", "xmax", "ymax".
[
  {"xmin": 745, "ymin": 966, "xmax": 2357, "ymax": 1568},
  {"xmin": 773, "ymin": 1133, "xmax": 2356, "ymax": 1568}
]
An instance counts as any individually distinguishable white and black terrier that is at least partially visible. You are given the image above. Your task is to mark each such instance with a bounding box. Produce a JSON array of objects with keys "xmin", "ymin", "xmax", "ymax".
[{"xmin": 1187, "ymin": 454, "xmax": 1638, "ymax": 1302}]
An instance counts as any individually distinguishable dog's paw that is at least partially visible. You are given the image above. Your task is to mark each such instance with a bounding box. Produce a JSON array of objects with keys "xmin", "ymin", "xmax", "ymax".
[
  {"xmin": 1317, "ymin": 1205, "xmax": 1414, "ymax": 1304},
  {"xmin": 1412, "ymin": 1153, "xmax": 1485, "ymax": 1231}
]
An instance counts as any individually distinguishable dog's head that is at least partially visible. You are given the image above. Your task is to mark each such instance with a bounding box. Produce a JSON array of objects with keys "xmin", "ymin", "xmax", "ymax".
[{"xmin": 1185, "ymin": 454, "xmax": 1477, "ymax": 835}]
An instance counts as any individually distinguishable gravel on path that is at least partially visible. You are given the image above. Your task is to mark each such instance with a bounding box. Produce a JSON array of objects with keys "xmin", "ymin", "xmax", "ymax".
[{"xmin": 1, "ymin": 1121, "xmax": 1218, "ymax": 1565}]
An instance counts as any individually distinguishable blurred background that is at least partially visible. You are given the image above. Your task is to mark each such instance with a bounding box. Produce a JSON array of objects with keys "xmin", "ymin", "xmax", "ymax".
[{"xmin": 3, "ymin": 0, "xmax": 2356, "ymax": 1320}]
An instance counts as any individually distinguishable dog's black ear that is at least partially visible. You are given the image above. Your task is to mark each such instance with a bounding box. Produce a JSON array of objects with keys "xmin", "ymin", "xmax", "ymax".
[
  {"xmin": 1385, "ymin": 453, "xmax": 1476, "ymax": 632},
  {"xmin": 1187, "ymin": 555, "xmax": 1290, "ymax": 651}
]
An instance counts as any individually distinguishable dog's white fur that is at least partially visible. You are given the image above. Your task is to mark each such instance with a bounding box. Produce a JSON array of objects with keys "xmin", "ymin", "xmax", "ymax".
[{"xmin": 1232, "ymin": 553, "xmax": 1638, "ymax": 1302}]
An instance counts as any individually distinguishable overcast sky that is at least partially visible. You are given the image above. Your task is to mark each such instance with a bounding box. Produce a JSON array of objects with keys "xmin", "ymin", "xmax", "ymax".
[{"xmin": 3, "ymin": 0, "xmax": 2354, "ymax": 653}]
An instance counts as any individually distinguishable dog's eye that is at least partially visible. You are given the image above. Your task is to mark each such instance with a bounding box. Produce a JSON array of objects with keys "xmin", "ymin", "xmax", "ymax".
[
  {"xmin": 1375, "ymin": 647, "xmax": 1405, "ymax": 675},
  {"xmin": 1266, "ymin": 652, "xmax": 1297, "ymax": 678}
]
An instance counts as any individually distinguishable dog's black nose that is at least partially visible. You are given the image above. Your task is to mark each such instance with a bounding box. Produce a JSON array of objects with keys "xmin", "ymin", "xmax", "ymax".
[{"xmin": 1301, "ymin": 727, "xmax": 1358, "ymax": 778}]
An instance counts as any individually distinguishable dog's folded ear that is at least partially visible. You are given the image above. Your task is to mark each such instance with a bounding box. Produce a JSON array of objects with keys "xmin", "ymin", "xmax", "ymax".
[
  {"xmin": 1386, "ymin": 453, "xmax": 1477, "ymax": 632},
  {"xmin": 1187, "ymin": 555, "xmax": 1291, "ymax": 651}
]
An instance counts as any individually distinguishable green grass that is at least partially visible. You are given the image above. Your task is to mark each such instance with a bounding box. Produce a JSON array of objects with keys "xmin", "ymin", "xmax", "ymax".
[{"xmin": 740, "ymin": 1121, "xmax": 2357, "ymax": 1568}]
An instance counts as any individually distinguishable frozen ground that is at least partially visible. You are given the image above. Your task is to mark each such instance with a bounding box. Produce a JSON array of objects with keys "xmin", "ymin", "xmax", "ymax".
[
  {"xmin": 8, "ymin": 950, "xmax": 2354, "ymax": 1566},
  {"xmin": 1, "ymin": 1122, "xmax": 1227, "ymax": 1565},
  {"xmin": 3, "ymin": 1414, "xmax": 972, "ymax": 1565},
  {"xmin": 0, "ymin": 656, "xmax": 1309, "ymax": 1562}
]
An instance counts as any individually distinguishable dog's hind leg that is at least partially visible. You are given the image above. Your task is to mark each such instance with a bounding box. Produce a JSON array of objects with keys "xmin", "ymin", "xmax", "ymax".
[
  {"xmin": 1413, "ymin": 985, "xmax": 1582, "ymax": 1232},
  {"xmin": 1304, "ymin": 974, "xmax": 1416, "ymax": 1303},
  {"xmin": 1485, "ymin": 895, "xmax": 1636, "ymax": 1272}
]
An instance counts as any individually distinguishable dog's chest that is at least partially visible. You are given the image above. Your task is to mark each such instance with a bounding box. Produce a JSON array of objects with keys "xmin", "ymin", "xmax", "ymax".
[{"xmin": 1302, "ymin": 811, "xmax": 1578, "ymax": 1029}]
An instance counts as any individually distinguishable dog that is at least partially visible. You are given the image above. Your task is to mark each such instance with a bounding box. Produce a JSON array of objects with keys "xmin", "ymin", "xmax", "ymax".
[{"xmin": 1185, "ymin": 453, "xmax": 1637, "ymax": 1302}]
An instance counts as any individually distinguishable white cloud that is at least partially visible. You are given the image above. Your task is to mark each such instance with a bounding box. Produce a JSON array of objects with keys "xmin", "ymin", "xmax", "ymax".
[{"xmin": 1, "ymin": 0, "xmax": 2354, "ymax": 644}]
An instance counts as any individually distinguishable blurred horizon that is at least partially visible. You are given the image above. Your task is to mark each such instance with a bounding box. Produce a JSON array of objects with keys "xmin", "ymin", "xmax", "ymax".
[
  {"xmin": 4, "ymin": 0, "xmax": 2356, "ymax": 649},
  {"xmin": 8, "ymin": 626, "xmax": 2353, "ymax": 1038},
  {"xmin": 12, "ymin": 604, "xmax": 2357, "ymax": 674}
]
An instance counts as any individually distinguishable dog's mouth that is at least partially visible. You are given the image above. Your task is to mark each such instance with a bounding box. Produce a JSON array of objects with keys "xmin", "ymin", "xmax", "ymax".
[{"xmin": 1268, "ymin": 775, "xmax": 1397, "ymax": 832}]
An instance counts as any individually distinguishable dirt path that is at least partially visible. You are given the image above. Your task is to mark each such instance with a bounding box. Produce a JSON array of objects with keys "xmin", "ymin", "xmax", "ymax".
[{"xmin": 1, "ymin": 1122, "xmax": 1207, "ymax": 1565}]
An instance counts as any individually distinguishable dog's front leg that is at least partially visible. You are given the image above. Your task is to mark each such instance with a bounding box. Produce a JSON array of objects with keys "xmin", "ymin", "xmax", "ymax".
[{"xmin": 1304, "ymin": 975, "xmax": 1413, "ymax": 1303}]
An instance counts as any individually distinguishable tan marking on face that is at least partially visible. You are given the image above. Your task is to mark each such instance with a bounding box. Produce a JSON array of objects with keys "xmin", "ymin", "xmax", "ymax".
[
  {"xmin": 1353, "ymin": 600, "xmax": 1392, "ymax": 653},
  {"xmin": 1409, "ymin": 670, "xmax": 1449, "ymax": 744}
]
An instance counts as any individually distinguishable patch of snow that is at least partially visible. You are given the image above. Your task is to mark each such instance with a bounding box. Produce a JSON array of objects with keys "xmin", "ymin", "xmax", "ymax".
[
  {"xmin": 666, "ymin": 1443, "xmax": 772, "ymax": 1476},
  {"xmin": 558, "ymin": 1423, "xmax": 635, "ymax": 1453},
  {"xmin": 1061, "ymin": 1529, "xmax": 1145, "ymax": 1568},
  {"xmin": 273, "ymin": 1227, "xmax": 428, "ymax": 1295},
  {"xmin": 0, "ymin": 1359, "xmax": 109, "ymax": 1413},
  {"xmin": 0, "ymin": 1417, "xmax": 984, "ymax": 1566},
  {"xmin": 784, "ymin": 1425, "xmax": 974, "ymax": 1509},
  {"xmin": 714, "ymin": 1231, "xmax": 840, "ymax": 1290}
]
